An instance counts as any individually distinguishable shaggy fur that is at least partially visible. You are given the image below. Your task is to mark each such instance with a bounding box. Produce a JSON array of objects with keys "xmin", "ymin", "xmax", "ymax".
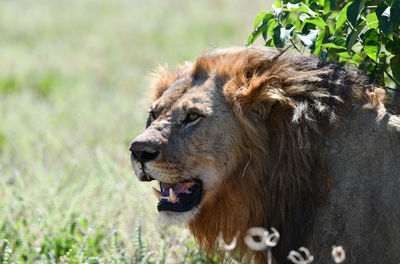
[{"xmin": 131, "ymin": 47, "xmax": 400, "ymax": 263}]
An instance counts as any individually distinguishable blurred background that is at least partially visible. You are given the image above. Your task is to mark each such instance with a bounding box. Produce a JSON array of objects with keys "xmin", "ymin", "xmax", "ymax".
[{"xmin": 0, "ymin": 0, "xmax": 272, "ymax": 262}]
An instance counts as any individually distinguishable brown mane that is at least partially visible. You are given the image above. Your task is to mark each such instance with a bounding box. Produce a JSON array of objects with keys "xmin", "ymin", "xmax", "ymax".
[{"xmin": 149, "ymin": 47, "xmax": 387, "ymax": 262}]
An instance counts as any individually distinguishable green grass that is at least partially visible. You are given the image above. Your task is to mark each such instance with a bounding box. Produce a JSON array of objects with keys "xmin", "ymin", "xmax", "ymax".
[{"xmin": 0, "ymin": 0, "xmax": 271, "ymax": 262}]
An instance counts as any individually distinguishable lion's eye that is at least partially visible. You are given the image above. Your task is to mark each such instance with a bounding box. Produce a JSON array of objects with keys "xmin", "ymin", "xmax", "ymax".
[
  {"xmin": 188, "ymin": 113, "xmax": 199, "ymax": 121},
  {"xmin": 151, "ymin": 111, "xmax": 158, "ymax": 120},
  {"xmin": 146, "ymin": 111, "xmax": 158, "ymax": 128},
  {"xmin": 184, "ymin": 112, "xmax": 202, "ymax": 124}
]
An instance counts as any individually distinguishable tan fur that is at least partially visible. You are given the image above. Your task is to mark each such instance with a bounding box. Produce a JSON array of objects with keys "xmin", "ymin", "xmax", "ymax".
[{"xmin": 132, "ymin": 47, "xmax": 400, "ymax": 263}]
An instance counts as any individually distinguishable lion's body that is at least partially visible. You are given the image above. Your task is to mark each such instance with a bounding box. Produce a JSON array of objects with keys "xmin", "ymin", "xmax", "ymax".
[
  {"xmin": 131, "ymin": 47, "xmax": 400, "ymax": 263},
  {"xmin": 310, "ymin": 108, "xmax": 400, "ymax": 263}
]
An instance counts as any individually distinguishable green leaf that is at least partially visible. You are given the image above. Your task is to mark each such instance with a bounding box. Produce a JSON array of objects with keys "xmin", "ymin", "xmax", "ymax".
[
  {"xmin": 273, "ymin": 25, "xmax": 283, "ymax": 48},
  {"xmin": 247, "ymin": 32, "xmax": 257, "ymax": 45},
  {"xmin": 347, "ymin": 0, "xmax": 366, "ymax": 28},
  {"xmin": 345, "ymin": 31, "xmax": 357, "ymax": 54},
  {"xmin": 352, "ymin": 53, "xmax": 365, "ymax": 63},
  {"xmin": 248, "ymin": 14, "xmax": 278, "ymax": 46},
  {"xmin": 273, "ymin": 24, "xmax": 295, "ymax": 48},
  {"xmin": 362, "ymin": 28, "xmax": 380, "ymax": 62},
  {"xmin": 390, "ymin": 56, "xmax": 400, "ymax": 83},
  {"xmin": 363, "ymin": 46, "xmax": 378, "ymax": 62},
  {"xmin": 313, "ymin": 31, "xmax": 326, "ymax": 55},
  {"xmin": 262, "ymin": 18, "xmax": 276, "ymax": 41},
  {"xmin": 299, "ymin": 13, "xmax": 310, "ymax": 22},
  {"xmin": 386, "ymin": 37, "xmax": 400, "ymax": 55},
  {"xmin": 287, "ymin": 2, "xmax": 317, "ymax": 16},
  {"xmin": 335, "ymin": 2, "xmax": 352, "ymax": 32},
  {"xmin": 304, "ymin": 17, "xmax": 327, "ymax": 28},
  {"xmin": 346, "ymin": 21, "xmax": 366, "ymax": 54},
  {"xmin": 330, "ymin": 10, "xmax": 340, "ymax": 19},
  {"xmin": 324, "ymin": 0, "xmax": 336, "ymax": 14},
  {"xmin": 376, "ymin": 2, "xmax": 392, "ymax": 35},
  {"xmin": 321, "ymin": 43, "xmax": 345, "ymax": 49},
  {"xmin": 366, "ymin": 13, "xmax": 378, "ymax": 29},
  {"xmin": 298, "ymin": 29, "xmax": 319, "ymax": 47},
  {"xmin": 248, "ymin": 13, "xmax": 276, "ymax": 45},
  {"xmin": 264, "ymin": 19, "xmax": 277, "ymax": 42},
  {"xmin": 273, "ymin": 0, "xmax": 282, "ymax": 8},
  {"xmin": 272, "ymin": 5, "xmax": 283, "ymax": 16},
  {"xmin": 338, "ymin": 51, "xmax": 352, "ymax": 59},
  {"xmin": 256, "ymin": 13, "xmax": 275, "ymax": 31},
  {"xmin": 362, "ymin": 28, "xmax": 379, "ymax": 45},
  {"xmin": 391, "ymin": 1, "xmax": 400, "ymax": 31},
  {"xmin": 295, "ymin": 15, "xmax": 303, "ymax": 29},
  {"xmin": 254, "ymin": 11, "xmax": 267, "ymax": 29},
  {"xmin": 247, "ymin": 26, "xmax": 265, "ymax": 45}
]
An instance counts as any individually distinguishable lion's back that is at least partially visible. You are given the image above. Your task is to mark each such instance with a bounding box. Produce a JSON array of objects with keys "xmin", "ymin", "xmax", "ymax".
[{"xmin": 310, "ymin": 107, "xmax": 400, "ymax": 263}]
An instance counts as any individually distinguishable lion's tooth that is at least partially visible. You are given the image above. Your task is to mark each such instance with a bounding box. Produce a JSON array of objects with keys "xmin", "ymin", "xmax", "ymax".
[
  {"xmin": 152, "ymin": 187, "xmax": 161, "ymax": 201},
  {"xmin": 169, "ymin": 188, "xmax": 177, "ymax": 203}
]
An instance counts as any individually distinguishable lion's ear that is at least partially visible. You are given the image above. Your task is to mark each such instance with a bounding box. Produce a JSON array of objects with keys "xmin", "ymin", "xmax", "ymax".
[
  {"xmin": 224, "ymin": 71, "xmax": 292, "ymax": 120},
  {"xmin": 222, "ymin": 48, "xmax": 295, "ymax": 119}
]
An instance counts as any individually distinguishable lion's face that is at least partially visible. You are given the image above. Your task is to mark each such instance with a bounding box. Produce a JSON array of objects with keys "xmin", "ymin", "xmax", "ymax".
[{"xmin": 130, "ymin": 74, "xmax": 240, "ymax": 223}]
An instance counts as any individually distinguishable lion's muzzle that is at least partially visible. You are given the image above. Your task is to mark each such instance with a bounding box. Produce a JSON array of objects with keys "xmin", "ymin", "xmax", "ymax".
[
  {"xmin": 130, "ymin": 126, "xmax": 204, "ymax": 214},
  {"xmin": 129, "ymin": 128, "xmax": 164, "ymax": 181}
]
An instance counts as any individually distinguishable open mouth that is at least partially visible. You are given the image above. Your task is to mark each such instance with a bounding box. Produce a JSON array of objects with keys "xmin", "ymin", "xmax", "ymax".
[{"xmin": 152, "ymin": 179, "xmax": 203, "ymax": 212}]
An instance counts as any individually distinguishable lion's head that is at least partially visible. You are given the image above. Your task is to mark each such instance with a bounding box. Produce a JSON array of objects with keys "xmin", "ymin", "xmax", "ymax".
[
  {"xmin": 130, "ymin": 57, "xmax": 244, "ymax": 224},
  {"xmin": 130, "ymin": 47, "xmax": 386, "ymax": 262}
]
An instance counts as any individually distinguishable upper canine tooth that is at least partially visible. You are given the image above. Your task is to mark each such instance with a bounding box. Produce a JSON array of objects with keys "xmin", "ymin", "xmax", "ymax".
[
  {"xmin": 152, "ymin": 187, "xmax": 161, "ymax": 201},
  {"xmin": 169, "ymin": 188, "xmax": 177, "ymax": 203}
]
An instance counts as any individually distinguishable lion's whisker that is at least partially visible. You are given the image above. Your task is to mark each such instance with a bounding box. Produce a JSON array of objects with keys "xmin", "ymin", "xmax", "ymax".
[{"xmin": 241, "ymin": 151, "xmax": 252, "ymax": 178}]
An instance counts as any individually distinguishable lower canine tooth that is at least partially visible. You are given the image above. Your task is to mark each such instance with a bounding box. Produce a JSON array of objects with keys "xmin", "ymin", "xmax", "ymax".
[
  {"xmin": 152, "ymin": 187, "xmax": 161, "ymax": 201},
  {"xmin": 169, "ymin": 188, "xmax": 177, "ymax": 203}
]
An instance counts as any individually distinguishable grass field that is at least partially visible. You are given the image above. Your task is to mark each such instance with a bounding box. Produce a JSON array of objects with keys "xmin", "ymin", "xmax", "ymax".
[{"xmin": 0, "ymin": 0, "xmax": 272, "ymax": 263}]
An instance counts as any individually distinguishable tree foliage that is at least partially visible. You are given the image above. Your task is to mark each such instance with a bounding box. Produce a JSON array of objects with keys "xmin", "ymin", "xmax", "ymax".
[{"xmin": 247, "ymin": 0, "xmax": 400, "ymax": 94}]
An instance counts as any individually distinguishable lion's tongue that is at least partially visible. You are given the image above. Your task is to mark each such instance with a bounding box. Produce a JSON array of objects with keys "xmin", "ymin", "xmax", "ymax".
[{"xmin": 160, "ymin": 182, "xmax": 195, "ymax": 196}]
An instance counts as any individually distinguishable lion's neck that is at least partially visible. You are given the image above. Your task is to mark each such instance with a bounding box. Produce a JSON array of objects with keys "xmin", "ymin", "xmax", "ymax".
[{"xmin": 189, "ymin": 162, "xmax": 268, "ymax": 261}]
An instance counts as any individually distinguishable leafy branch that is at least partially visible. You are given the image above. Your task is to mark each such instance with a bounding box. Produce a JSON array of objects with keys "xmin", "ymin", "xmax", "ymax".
[{"xmin": 247, "ymin": 0, "xmax": 400, "ymax": 95}]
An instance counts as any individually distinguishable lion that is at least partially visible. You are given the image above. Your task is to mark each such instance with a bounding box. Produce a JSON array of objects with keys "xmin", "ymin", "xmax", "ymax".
[{"xmin": 129, "ymin": 47, "xmax": 400, "ymax": 263}]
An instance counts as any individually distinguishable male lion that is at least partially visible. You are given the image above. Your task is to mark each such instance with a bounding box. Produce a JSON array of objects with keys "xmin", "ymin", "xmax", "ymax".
[{"xmin": 129, "ymin": 47, "xmax": 400, "ymax": 263}]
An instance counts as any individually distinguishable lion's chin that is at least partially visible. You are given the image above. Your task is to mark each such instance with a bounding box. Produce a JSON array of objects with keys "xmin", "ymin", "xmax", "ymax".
[{"xmin": 158, "ymin": 207, "xmax": 200, "ymax": 225}]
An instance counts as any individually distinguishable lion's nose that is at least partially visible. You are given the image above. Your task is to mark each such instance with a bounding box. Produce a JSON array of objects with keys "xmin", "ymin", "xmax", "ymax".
[{"xmin": 129, "ymin": 141, "xmax": 161, "ymax": 164}]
